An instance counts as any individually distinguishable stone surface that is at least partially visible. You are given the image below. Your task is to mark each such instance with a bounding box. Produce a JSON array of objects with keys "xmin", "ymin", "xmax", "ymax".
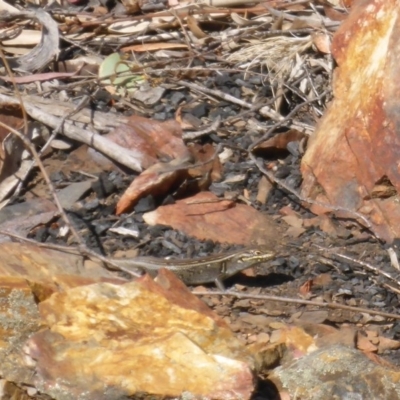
[
  {"xmin": 301, "ymin": 0, "xmax": 400, "ymax": 242},
  {"xmin": 270, "ymin": 345, "xmax": 400, "ymax": 399}
]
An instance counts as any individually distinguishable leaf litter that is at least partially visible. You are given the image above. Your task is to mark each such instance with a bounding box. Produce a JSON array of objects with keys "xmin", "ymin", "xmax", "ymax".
[{"xmin": 0, "ymin": 0, "xmax": 400, "ymax": 399}]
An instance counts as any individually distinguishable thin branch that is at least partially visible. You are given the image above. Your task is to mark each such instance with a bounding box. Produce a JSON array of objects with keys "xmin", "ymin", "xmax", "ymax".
[
  {"xmin": 0, "ymin": 49, "xmax": 29, "ymax": 135},
  {"xmin": 12, "ymin": 95, "xmax": 91, "ymax": 200},
  {"xmin": 194, "ymin": 290, "xmax": 400, "ymax": 320},
  {"xmin": 0, "ymin": 120, "xmax": 85, "ymax": 245},
  {"xmin": 248, "ymin": 90, "xmax": 329, "ymax": 150},
  {"xmin": 177, "ymin": 80, "xmax": 310, "ymax": 133},
  {"xmin": 183, "ymin": 116, "xmax": 221, "ymax": 140},
  {"xmin": 314, "ymin": 244, "xmax": 400, "ymax": 288},
  {"xmin": 249, "ymin": 151, "xmax": 374, "ymax": 233},
  {"xmin": 0, "ymin": 93, "xmax": 143, "ymax": 172}
]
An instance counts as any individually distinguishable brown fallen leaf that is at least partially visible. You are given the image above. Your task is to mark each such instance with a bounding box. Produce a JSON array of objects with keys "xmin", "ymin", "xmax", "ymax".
[
  {"xmin": 116, "ymin": 157, "xmax": 190, "ymax": 215},
  {"xmin": 187, "ymin": 15, "xmax": 209, "ymax": 39},
  {"xmin": 279, "ymin": 205, "xmax": 300, "ymax": 217},
  {"xmin": 254, "ymin": 129, "xmax": 306, "ymax": 151},
  {"xmin": 314, "ymin": 325, "xmax": 356, "ymax": 348},
  {"xmin": 293, "ymin": 318, "xmax": 357, "ymax": 348},
  {"xmin": 302, "ymin": 216, "xmax": 325, "ymax": 229},
  {"xmin": 312, "ymin": 273, "xmax": 332, "ymax": 287},
  {"xmin": 89, "ymin": 115, "xmax": 191, "ymax": 171},
  {"xmin": 323, "ymin": 4, "xmax": 349, "ymax": 22},
  {"xmin": 121, "ymin": 42, "xmax": 188, "ymax": 52},
  {"xmin": 294, "ymin": 321, "xmax": 337, "ymax": 337},
  {"xmin": 299, "ymin": 280, "xmax": 313, "ymax": 297},
  {"xmin": 142, "ymin": 191, "xmax": 282, "ymax": 246},
  {"xmin": 115, "ymin": 142, "xmax": 220, "ymax": 214},
  {"xmin": 281, "ymin": 214, "xmax": 303, "ymax": 229},
  {"xmin": 256, "ymin": 176, "xmax": 273, "ymax": 204},
  {"xmin": 311, "ymin": 32, "xmax": 331, "ymax": 54}
]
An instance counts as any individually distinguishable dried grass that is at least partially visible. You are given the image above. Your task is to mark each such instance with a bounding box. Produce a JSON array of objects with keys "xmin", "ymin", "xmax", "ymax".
[{"xmin": 227, "ymin": 35, "xmax": 314, "ymax": 81}]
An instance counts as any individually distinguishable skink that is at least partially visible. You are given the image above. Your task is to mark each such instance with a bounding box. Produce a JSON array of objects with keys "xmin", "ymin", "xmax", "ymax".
[{"xmin": 108, "ymin": 248, "xmax": 275, "ymax": 290}]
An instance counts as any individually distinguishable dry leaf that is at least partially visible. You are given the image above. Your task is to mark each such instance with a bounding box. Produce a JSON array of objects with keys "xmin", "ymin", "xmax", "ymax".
[
  {"xmin": 143, "ymin": 191, "xmax": 282, "ymax": 246},
  {"xmin": 121, "ymin": 42, "xmax": 188, "ymax": 52},
  {"xmin": 116, "ymin": 158, "xmax": 190, "ymax": 214},
  {"xmin": 256, "ymin": 176, "xmax": 273, "ymax": 204},
  {"xmin": 89, "ymin": 115, "xmax": 190, "ymax": 171},
  {"xmin": 121, "ymin": 0, "xmax": 140, "ymax": 13},
  {"xmin": 312, "ymin": 273, "xmax": 332, "ymax": 287},
  {"xmin": 312, "ymin": 32, "xmax": 331, "ymax": 54},
  {"xmin": 281, "ymin": 215, "xmax": 303, "ymax": 229},
  {"xmin": 299, "ymin": 280, "xmax": 312, "ymax": 297},
  {"xmin": 255, "ymin": 129, "xmax": 306, "ymax": 151},
  {"xmin": 187, "ymin": 16, "xmax": 209, "ymax": 39}
]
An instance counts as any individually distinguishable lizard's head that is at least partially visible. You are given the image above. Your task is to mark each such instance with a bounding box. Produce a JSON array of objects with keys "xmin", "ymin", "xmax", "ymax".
[{"xmin": 239, "ymin": 248, "xmax": 275, "ymax": 263}]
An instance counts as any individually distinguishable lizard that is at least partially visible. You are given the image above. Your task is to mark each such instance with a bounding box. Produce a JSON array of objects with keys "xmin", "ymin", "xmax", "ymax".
[
  {"xmin": 107, "ymin": 247, "xmax": 275, "ymax": 290},
  {"xmin": 0, "ymin": 231, "xmax": 275, "ymax": 290}
]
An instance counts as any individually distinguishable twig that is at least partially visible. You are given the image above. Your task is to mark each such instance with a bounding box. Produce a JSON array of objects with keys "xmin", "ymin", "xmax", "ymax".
[
  {"xmin": 0, "ymin": 93, "xmax": 143, "ymax": 172},
  {"xmin": 38, "ymin": 93, "xmax": 91, "ymax": 157},
  {"xmin": 157, "ymin": 143, "xmax": 223, "ymax": 174},
  {"xmin": 183, "ymin": 116, "xmax": 221, "ymax": 140},
  {"xmin": 177, "ymin": 80, "xmax": 312, "ymax": 133},
  {"xmin": 314, "ymin": 244, "xmax": 400, "ymax": 288},
  {"xmin": 382, "ymin": 282, "xmax": 400, "ymax": 296},
  {"xmin": 263, "ymin": 5, "xmax": 340, "ymax": 29},
  {"xmin": 248, "ymin": 91, "xmax": 329, "ymax": 150},
  {"xmin": 0, "ymin": 120, "xmax": 85, "ymax": 245},
  {"xmin": 177, "ymin": 79, "xmax": 278, "ymax": 116},
  {"xmin": 12, "ymin": 95, "xmax": 91, "ymax": 200},
  {"xmin": 0, "ymin": 50, "xmax": 88, "ymax": 245},
  {"xmin": 0, "ymin": 49, "xmax": 29, "ymax": 134},
  {"xmin": 249, "ymin": 153, "xmax": 374, "ymax": 231},
  {"xmin": 170, "ymin": 9, "xmax": 195, "ymax": 55},
  {"xmin": 194, "ymin": 290, "xmax": 400, "ymax": 320}
]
